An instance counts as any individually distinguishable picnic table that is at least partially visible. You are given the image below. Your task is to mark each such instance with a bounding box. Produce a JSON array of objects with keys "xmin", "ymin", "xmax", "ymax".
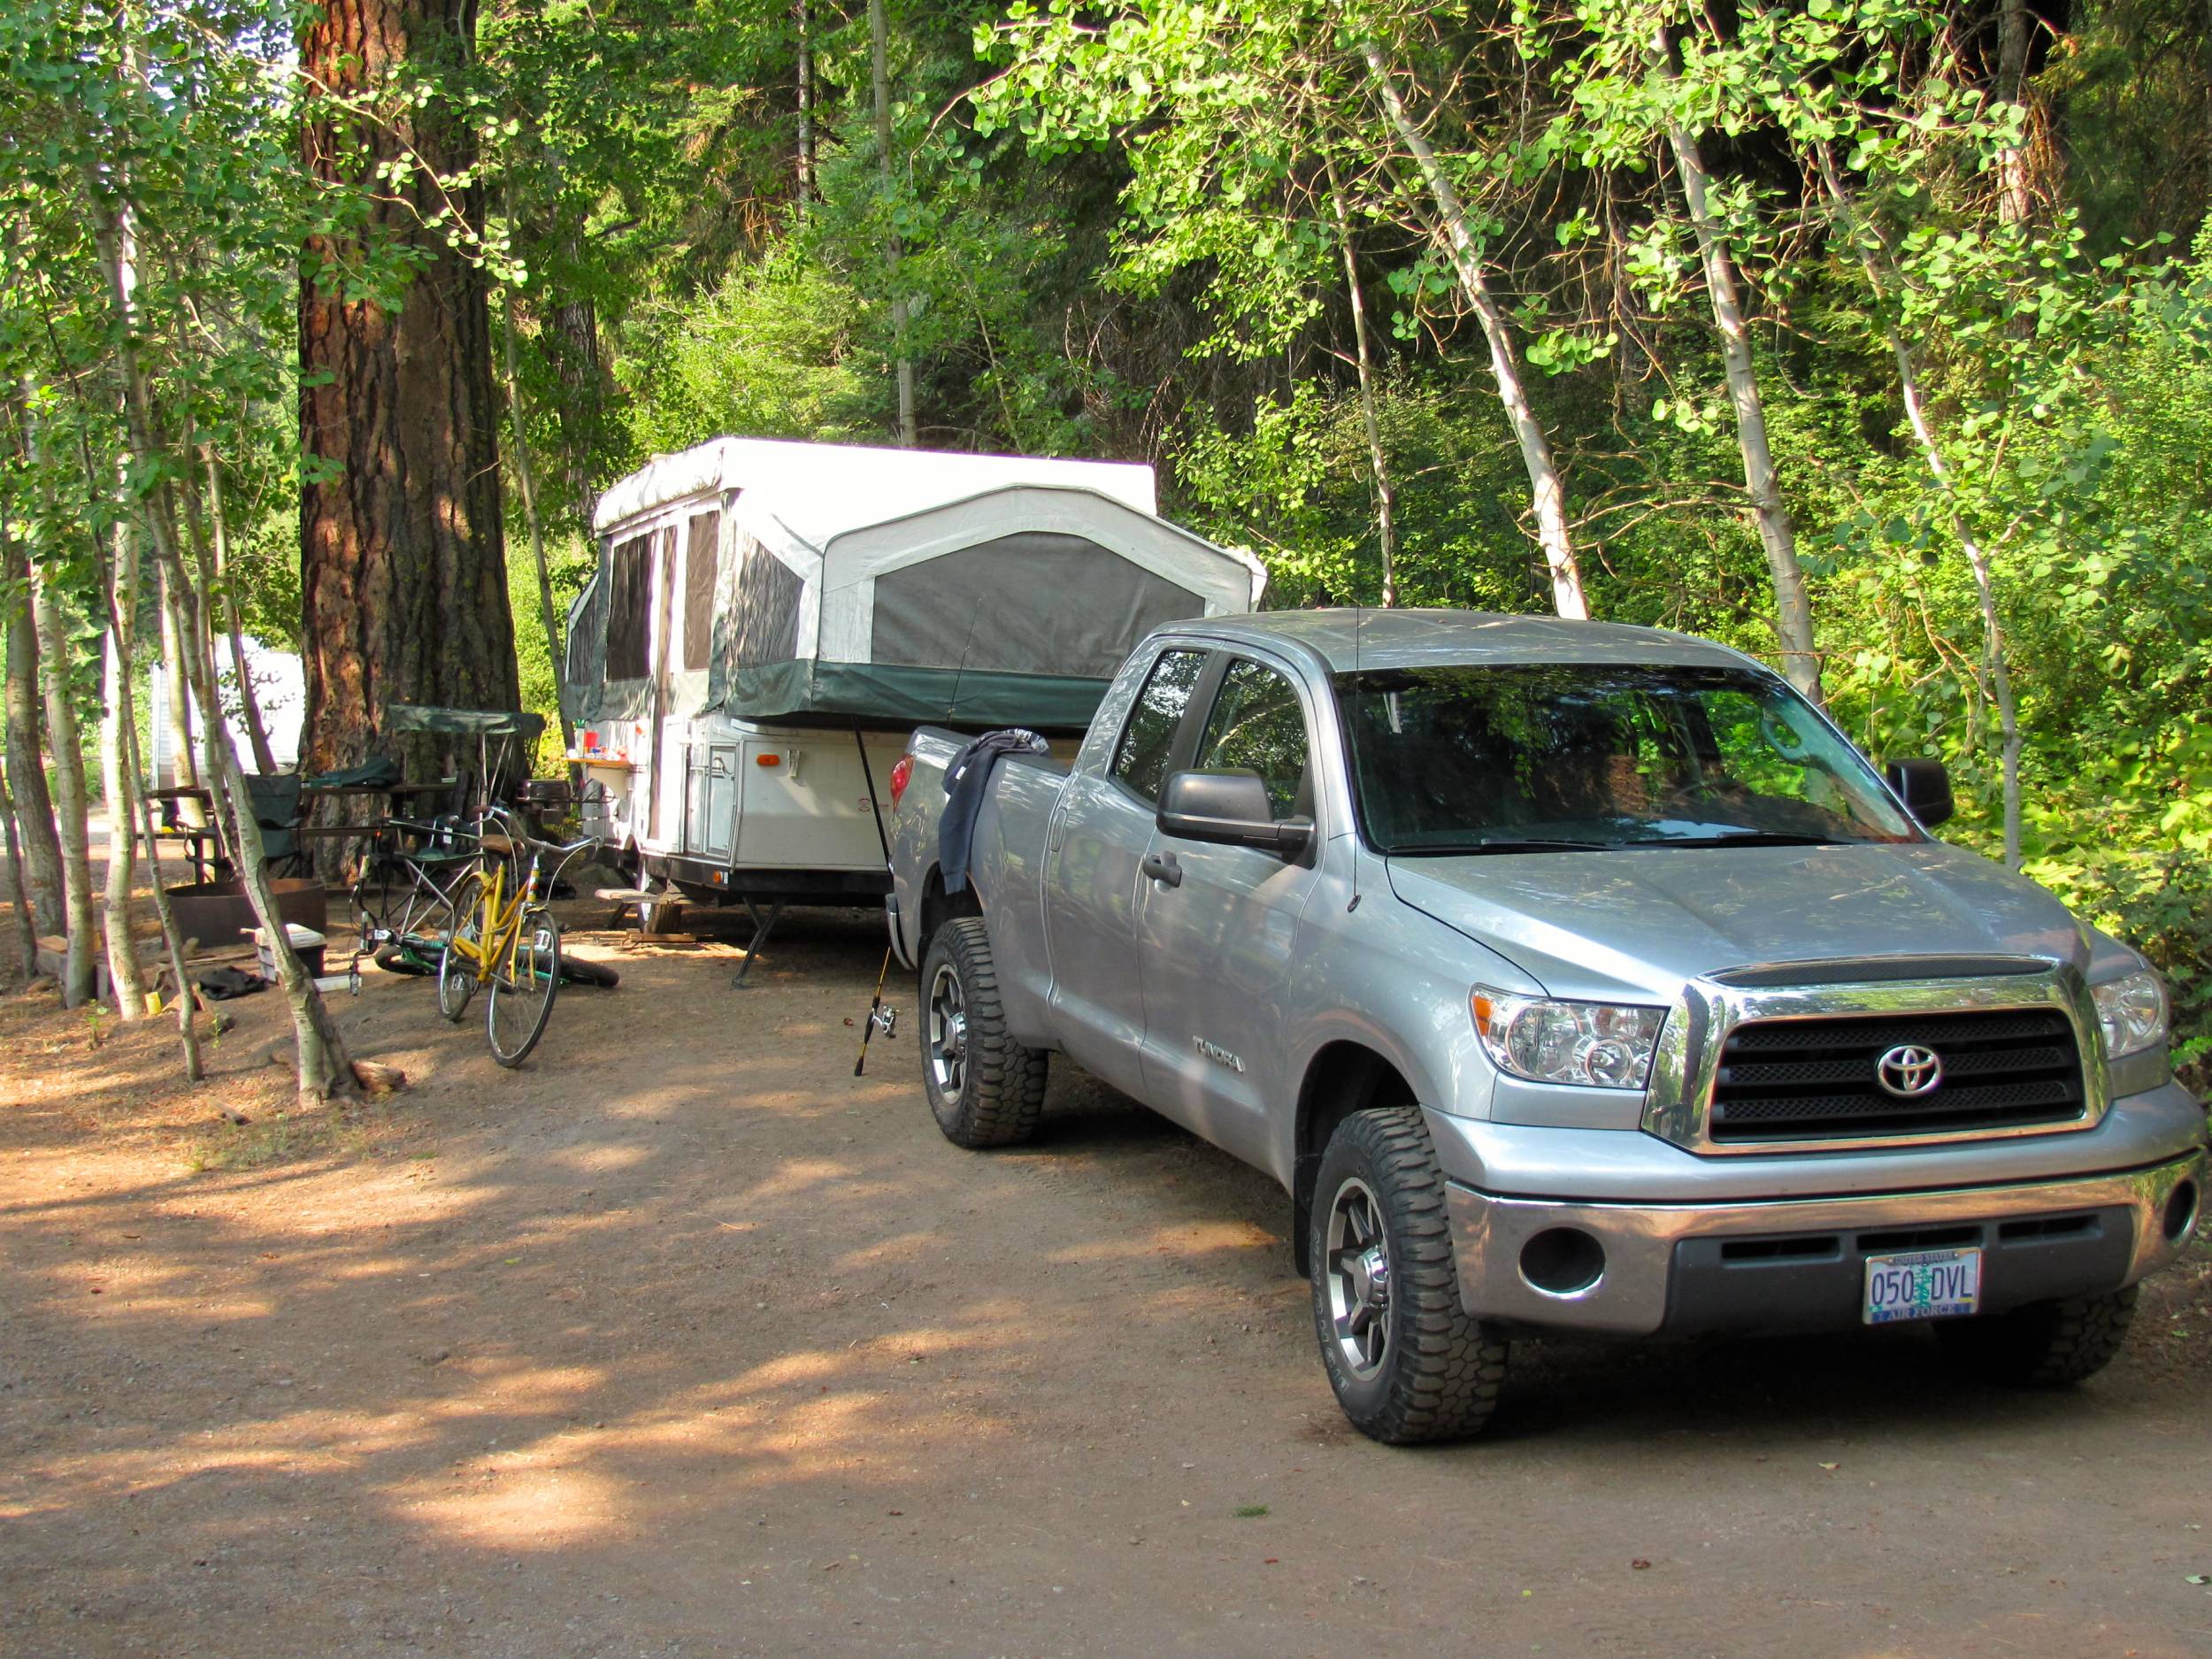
[{"xmin": 146, "ymin": 779, "xmax": 452, "ymax": 883}]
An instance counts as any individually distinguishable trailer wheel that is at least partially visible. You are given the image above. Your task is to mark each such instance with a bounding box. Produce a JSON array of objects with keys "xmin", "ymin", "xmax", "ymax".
[{"xmin": 918, "ymin": 918, "xmax": 1048, "ymax": 1148}]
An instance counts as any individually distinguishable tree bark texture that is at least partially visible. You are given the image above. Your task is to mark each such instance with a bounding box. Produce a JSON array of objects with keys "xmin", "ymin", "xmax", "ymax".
[
  {"xmin": 1325, "ymin": 157, "xmax": 1399, "ymax": 607},
  {"xmin": 1, "ymin": 772, "xmax": 36, "ymax": 981},
  {"xmin": 1654, "ymin": 42, "xmax": 1820, "ymax": 701},
  {"xmin": 299, "ymin": 0, "xmax": 517, "ymax": 787},
  {"xmin": 1360, "ymin": 44, "xmax": 1589, "ymax": 620},
  {"xmin": 157, "ymin": 560, "xmax": 200, "ymax": 812},
  {"xmin": 101, "ymin": 512, "xmax": 148, "ymax": 1016},
  {"xmin": 31, "ymin": 560, "xmax": 96, "ymax": 1007},
  {"xmin": 0, "ymin": 503, "xmax": 65, "ymax": 938},
  {"xmin": 869, "ymin": 0, "xmax": 917, "ymax": 447}
]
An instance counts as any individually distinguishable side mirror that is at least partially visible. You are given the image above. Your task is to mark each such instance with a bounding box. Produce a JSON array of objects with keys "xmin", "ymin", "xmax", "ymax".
[
  {"xmin": 1158, "ymin": 769, "xmax": 1313, "ymax": 856},
  {"xmin": 1883, "ymin": 757, "xmax": 1955, "ymax": 830}
]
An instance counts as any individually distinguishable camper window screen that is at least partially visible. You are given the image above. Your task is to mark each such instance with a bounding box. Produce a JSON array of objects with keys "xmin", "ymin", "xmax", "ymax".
[
  {"xmin": 605, "ymin": 533, "xmax": 652, "ymax": 680},
  {"xmin": 871, "ymin": 533, "xmax": 1203, "ymax": 678},
  {"xmin": 728, "ymin": 535, "xmax": 803, "ymax": 667},
  {"xmin": 683, "ymin": 511, "xmax": 718, "ymax": 672}
]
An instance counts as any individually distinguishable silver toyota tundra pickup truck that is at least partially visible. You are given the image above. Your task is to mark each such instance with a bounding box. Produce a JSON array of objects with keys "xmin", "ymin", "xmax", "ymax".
[{"xmin": 883, "ymin": 609, "xmax": 2207, "ymax": 1443}]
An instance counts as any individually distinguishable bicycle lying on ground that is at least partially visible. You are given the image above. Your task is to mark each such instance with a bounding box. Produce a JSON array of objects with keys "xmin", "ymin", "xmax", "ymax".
[{"xmin": 436, "ymin": 804, "xmax": 603, "ymax": 1067}]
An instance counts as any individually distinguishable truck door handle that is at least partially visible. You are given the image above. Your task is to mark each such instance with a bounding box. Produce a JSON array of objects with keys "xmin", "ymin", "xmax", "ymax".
[{"xmin": 1141, "ymin": 851, "xmax": 1182, "ymax": 888}]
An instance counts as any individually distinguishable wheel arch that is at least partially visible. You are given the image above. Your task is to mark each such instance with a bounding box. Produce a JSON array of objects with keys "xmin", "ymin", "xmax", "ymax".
[
  {"xmin": 1291, "ymin": 1041, "xmax": 1419, "ymax": 1275},
  {"xmin": 915, "ymin": 863, "xmax": 983, "ymax": 976}
]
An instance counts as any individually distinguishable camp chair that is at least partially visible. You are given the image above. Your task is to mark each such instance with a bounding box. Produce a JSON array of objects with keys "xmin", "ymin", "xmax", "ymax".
[{"xmin": 241, "ymin": 772, "xmax": 310, "ymax": 878}]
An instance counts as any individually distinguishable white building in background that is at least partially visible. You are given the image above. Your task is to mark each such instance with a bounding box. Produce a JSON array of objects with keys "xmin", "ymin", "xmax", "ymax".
[{"xmin": 148, "ymin": 634, "xmax": 304, "ymax": 783}]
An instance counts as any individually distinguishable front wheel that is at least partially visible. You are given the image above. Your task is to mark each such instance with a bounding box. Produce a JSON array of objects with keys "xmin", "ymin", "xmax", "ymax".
[
  {"xmin": 1934, "ymin": 1285, "xmax": 2139, "ymax": 1386},
  {"xmin": 918, "ymin": 918, "xmax": 1048, "ymax": 1148},
  {"xmin": 1310, "ymin": 1107, "xmax": 1509, "ymax": 1444},
  {"xmin": 487, "ymin": 908, "xmax": 562, "ymax": 1069}
]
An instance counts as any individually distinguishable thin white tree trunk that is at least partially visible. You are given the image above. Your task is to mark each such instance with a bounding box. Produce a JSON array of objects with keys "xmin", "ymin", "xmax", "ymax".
[
  {"xmin": 1817, "ymin": 145, "xmax": 2022, "ymax": 859},
  {"xmin": 1325, "ymin": 157, "xmax": 1399, "ymax": 606},
  {"xmin": 31, "ymin": 559, "xmax": 96, "ymax": 1007},
  {"xmin": 200, "ymin": 448, "xmax": 276, "ymax": 775},
  {"xmin": 1653, "ymin": 39, "xmax": 1819, "ymax": 700},
  {"xmin": 100, "ymin": 509, "xmax": 148, "ymax": 1015},
  {"xmin": 1360, "ymin": 44, "xmax": 1587, "ymax": 618},
  {"xmin": 83, "ymin": 165, "xmax": 358, "ymax": 1100},
  {"xmin": 1, "ymin": 495, "xmax": 65, "ymax": 938},
  {"xmin": 158, "ymin": 560, "xmax": 201, "ymax": 814},
  {"xmin": 2, "ymin": 761, "xmax": 39, "ymax": 979},
  {"xmin": 498, "ymin": 251, "xmax": 576, "ymax": 765},
  {"xmin": 869, "ymin": 0, "xmax": 917, "ymax": 446}
]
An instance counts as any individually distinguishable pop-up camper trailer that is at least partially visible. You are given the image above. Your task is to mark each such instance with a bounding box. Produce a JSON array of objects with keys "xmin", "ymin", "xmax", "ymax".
[{"xmin": 565, "ymin": 437, "xmax": 1265, "ymax": 906}]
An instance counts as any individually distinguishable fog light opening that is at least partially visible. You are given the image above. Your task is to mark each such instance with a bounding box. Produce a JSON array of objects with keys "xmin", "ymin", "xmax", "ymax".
[
  {"xmin": 1520, "ymin": 1227, "xmax": 1606, "ymax": 1297},
  {"xmin": 2162, "ymin": 1179, "xmax": 2200, "ymax": 1245}
]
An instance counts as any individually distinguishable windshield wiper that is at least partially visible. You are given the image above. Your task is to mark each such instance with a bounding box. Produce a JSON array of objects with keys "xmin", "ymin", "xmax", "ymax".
[
  {"xmin": 1384, "ymin": 837, "xmax": 1614, "ymax": 856},
  {"xmin": 1625, "ymin": 830, "xmax": 1847, "ymax": 849}
]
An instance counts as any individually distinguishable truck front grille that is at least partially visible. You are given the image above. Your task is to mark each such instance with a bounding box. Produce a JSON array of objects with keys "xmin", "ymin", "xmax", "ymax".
[{"xmin": 1708, "ymin": 1008, "xmax": 2086, "ymax": 1144}]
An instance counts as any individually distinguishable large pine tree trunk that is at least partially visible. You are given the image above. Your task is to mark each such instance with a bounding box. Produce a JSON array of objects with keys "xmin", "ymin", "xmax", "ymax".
[
  {"xmin": 299, "ymin": 0, "xmax": 517, "ymax": 791},
  {"xmin": 0, "ymin": 503, "xmax": 65, "ymax": 938}
]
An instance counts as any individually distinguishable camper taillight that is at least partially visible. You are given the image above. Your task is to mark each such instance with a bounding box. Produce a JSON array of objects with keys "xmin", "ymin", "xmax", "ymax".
[{"xmin": 888, "ymin": 755, "xmax": 914, "ymax": 810}]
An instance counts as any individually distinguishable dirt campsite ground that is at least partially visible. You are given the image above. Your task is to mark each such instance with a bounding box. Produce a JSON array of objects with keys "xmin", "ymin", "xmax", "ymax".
[{"xmin": 4, "ymin": 849, "xmax": 2212, "ymax": 1659}]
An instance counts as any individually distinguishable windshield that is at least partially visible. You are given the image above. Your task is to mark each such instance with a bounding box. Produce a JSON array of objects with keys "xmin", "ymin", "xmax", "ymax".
[{"xmin": 1335, "ymin": 663, "xmax": 1917, "ymax": 854}]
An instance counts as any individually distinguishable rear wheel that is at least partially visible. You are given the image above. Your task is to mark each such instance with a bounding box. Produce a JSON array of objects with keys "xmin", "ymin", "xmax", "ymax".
[
  {"xmin": 1935, "ymin": 1286, "xmax": 2139, "ymax": 1386},
  {"xmin": 1310, "ymin": 1107, "xmax": 1509, "ymax": 1444},
  {"xmin": 487, "ymin": 908, "xmax": 562, "ymax": 1068},
  {"xmin": 436, "ymin": 901, "xmax": 482, "ymax": 1023},
  {"xmin": 918, "ymin": 918, "xmax": 1048, "ymax": 1148}
]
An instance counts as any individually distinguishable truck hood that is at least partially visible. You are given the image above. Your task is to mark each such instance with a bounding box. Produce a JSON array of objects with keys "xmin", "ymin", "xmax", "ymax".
[{"xmin": 1386, "ymin": 841, "xmax": 2091, "ymax": 1003}]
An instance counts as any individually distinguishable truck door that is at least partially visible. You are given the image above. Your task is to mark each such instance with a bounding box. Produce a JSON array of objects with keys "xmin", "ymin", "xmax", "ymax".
[
  {"xmin": 1134, "ymin": 654, "xmax": 1324, "ymax": 1170},
  {"xmin": 1041, "ymin": 646, "xmax": 1209, "ymax": 1099}
]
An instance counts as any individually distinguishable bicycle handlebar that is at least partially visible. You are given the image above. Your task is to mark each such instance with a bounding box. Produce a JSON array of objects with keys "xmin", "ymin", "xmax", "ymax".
[{"xmin": 479, "ymin": 803, "xmax": 598, "ymax": 864}]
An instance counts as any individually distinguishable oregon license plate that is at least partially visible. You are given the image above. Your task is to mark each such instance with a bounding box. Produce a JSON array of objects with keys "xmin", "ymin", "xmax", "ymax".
[{"xmin": 1863, "ymin": 1247, "xmax": 1982, "ymax": 1325}]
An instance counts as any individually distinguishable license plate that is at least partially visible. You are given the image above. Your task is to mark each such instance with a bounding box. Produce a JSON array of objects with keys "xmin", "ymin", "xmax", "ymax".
[{"xmin": 1863, "ymin": 1247, "xmax": 1982, "ymax": 1325}]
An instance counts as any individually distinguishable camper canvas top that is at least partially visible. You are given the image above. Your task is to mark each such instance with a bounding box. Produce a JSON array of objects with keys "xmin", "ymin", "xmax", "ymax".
[{"xmin": 567, "ymin": 438, "xmax": 1265, "ymax": 732}]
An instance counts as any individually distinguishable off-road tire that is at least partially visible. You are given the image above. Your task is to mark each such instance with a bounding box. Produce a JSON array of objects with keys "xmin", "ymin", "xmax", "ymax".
[
  {"xmin": 1310, "ymin": 1107, "xmax": 1509, "ymax": 1444},
  {"xmin": 918, "ymin": 918, "xmax": 1048, "ymax": 1149},
  {"xmin": 1935, "ymin": 1285, "xmax": 2139, "ymax": 1386}
]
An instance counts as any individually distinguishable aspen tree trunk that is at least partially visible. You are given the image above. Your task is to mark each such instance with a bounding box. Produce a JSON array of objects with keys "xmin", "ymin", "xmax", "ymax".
[
  {"xmin": 158, "ymin": 562, "xmax": 202, "ymax": 810},
  {"xmin": 869, "ymin": 0, "xmax": 917, "ymax": 446},
  {"xmin": 1817, "ymin": 145, "xmax": 2021, "ymax": 859},
  {"xmin": 198, "ymin": 449, "xmax": 276, "ymax": 775},
  {"xmin": 100, "ymin": 511, "xmax": 148, "ymax": 1015},
  {"xmin": 0, "ymin": 490, "xmax": 65, "ymax": 938},
  {"xmin": 84, "ymin": 170, "xmax": 359, "ymax": 1100},
  {"xmin": 1995, "ymin": 0, "xmax": 2033, "ymax": 224},
  {"xmin": 1325, "ymin": 157, "xmax": 1399, "ymax": 607},
  {"xmin": 3, "ymin": 764, "xmax": 38, "ymax": 978},
  {"xmin": 499, "ymin": 268, "xmax": 575, "ymax": 762},
  {"xmin": 796, "ymin": 0, "xmax": 815, "ymax": 221},
  {"xmin": 31, "ymin": 562, "xmax": 96, "ymax": 1006},
  {"xmin": 1360, "ymin": 44, "xmax": 1588, "ymax": 619},
  {"xmin": 1653, "ymin": 39, "xmax": 1819, "ymax": 701}
]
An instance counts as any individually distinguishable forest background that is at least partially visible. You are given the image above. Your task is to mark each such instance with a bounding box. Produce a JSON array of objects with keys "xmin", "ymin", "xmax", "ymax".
[{"xmin": 3, "ymin": 0, "xmax": 2208, "ymax": 1088}]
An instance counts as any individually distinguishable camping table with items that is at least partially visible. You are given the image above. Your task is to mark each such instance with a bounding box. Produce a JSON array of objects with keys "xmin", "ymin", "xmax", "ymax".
[{"xmin": 146, "ymin": 780, "xmax": 453, "ymax": 882}]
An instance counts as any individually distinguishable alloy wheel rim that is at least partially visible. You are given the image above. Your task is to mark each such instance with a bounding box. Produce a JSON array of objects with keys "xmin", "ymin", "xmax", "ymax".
[
  {"xmin": 1325, "ymin": 1177, "xmax": 1392, "ymax": 1380},
  {"xmin": 927, "ymin": 964, "xmax": 968, "ymax": 1097}
]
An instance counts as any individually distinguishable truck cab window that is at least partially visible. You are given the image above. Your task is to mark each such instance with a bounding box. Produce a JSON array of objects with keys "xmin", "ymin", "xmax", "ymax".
[
  {"xmin": 1195, "ymin": 658, "xmax": 1310, "ymax": 818},
  {"xmin": 1110, "ymin": 649, "xmax": 1206, "ymax": 803}
]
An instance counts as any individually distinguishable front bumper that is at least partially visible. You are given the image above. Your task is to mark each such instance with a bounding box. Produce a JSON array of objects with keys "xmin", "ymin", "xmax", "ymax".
[{"xmin": 1445, "ymin": 1147, "xmax": 2206, "ymax": 1337}]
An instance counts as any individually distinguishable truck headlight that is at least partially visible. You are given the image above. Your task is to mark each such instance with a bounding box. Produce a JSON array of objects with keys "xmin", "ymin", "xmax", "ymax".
[
  {"xmin": 2091, "ymin": 970, "xmax": 2167, "ymax": 1059},
  {"xmin": 1471, "ymin": 988, "xmax": 1666, "ymax": 1090}
]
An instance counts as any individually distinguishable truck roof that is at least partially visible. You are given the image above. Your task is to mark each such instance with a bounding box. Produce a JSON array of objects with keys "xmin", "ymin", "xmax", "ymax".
[{"xmin": 1158, "ymin": 607, "xmax": 1769, "ymax": 676}]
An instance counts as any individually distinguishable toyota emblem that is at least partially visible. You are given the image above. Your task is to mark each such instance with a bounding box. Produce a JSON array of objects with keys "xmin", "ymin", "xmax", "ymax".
[{"xmin": 1876, "ymin": 1043, "xmax": 1944, "ymax": 1098}]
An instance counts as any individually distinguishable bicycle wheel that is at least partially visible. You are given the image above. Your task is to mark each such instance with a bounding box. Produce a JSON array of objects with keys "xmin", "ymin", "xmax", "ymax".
[
  {"xmin": 437, "ymin": 913, "xmax": 482, "ymax": 1022},
  {"xmin": 486, "ymin": 907, "xmax": 561, "ymax": 1068}
]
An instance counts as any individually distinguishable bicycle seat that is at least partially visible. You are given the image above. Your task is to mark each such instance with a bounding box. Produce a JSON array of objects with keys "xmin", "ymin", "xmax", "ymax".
[{"xmin": 480, "ymin": 833, "xmax": 517, "ymax": 855}]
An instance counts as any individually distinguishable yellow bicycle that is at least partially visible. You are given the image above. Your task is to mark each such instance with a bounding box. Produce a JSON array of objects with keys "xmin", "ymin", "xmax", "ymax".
[{"xmin": 437, "ymin": 805, "xmax": 595, "ymax": 1067}]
